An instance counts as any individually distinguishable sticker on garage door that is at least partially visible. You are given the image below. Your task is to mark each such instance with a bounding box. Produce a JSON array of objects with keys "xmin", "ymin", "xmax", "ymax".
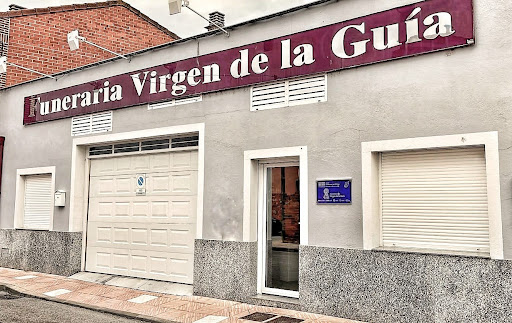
[{"xmin": 136, "ymin": 174, "xmax": 146, "ymax": 196}]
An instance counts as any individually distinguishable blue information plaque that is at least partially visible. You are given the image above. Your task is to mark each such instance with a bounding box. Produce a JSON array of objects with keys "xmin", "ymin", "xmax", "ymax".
[{"xmin": 317, "ymin": 180, "xmax": 352, "ymax": 204}]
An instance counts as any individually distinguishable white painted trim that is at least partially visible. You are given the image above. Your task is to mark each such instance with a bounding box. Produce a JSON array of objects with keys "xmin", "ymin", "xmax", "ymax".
[
  {"xmin": 361, "ymin": 131, "xmax": 503, "ymax": 259},
  {"xmin": 257, "ymin": 163, "xmax": 300, "ymax": 299},
  {"xmin": 262, "ymin": 287, "xmax": 299, "ymax": 299},
  {"xmin": 14, "ymin": 166, "xmax": 56, "ymax": 231},
  {"xmin": 243, "ymin": 146, "xmax": 308, "ymax": 243},
  {"xmin": 244, "ymin": 146, "xmax": 307, "ymax": 298},
  {"xmin": 70, "ymin": 124, "xmax": 206, "ymax": 274}
]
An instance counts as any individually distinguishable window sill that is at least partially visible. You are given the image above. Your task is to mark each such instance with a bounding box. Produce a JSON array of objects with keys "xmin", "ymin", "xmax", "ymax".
[{"xmin": 373, "ymin": 246, "xmax": 490, "ymax": 259}]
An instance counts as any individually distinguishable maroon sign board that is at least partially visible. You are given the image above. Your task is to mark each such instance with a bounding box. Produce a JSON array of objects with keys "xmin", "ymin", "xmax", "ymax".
[
  {"xmin": 0, "ymin": 137, "xmax": 4, "ymax": 193},
  {"xmin": 24, "ymin": 0, "xmax": 474, "ymax": 125}
]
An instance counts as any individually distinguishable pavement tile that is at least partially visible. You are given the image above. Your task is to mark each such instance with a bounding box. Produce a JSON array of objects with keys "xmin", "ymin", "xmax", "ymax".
[
  {"xmin": 44, "ymin": 289, "xmax": 72, "ymax": 297},
  {"xmin": 195, "ymin": 304, "xmax": 228, "ymax": 315},
  {"xmin": 18, "ymin": 281, "xmax": 61, "ymax": 291},
  {"xmin": 251, "ymin": 306, "xmax": 278, "ymax": 314},
  {"xmin": 144, "ymin": 295, "xmax": 177, "ymax": 307},
  {"xmin": 193, "ymin": 315, "xmax": 230, "ymax": 323},
  {"xmin": 78, "ymin": 285, "xmax": 114, "ymax": 296},
  {"xmin": 47, "ymin": 281, "xmax": 93, "ymax": 292},
  {"xmin": 128, "ymin": 303, "xmax": 169, "ymax": 316},
  {"xmin": 56, "ymin": 292, "xmax": 97, "ymax": 303},
  {"xmin": 91, "ymin": 296, "xmax": 124, "ymax": 309},
  {"xmin": 178, "ymin": 301, "xmax": 208, "ymax": 311},
  {"xmin": 108, "ymin": 300, "xmax": 138, "ymax": 312},
  {"xmin": 103, "ymin": 289, "xmax": 144, "ymax": 301},
  {"xmin": 195, "ymin": 296, "xmax": 224, "ymax": 304},
  {"xmin": 155, "ymin": 309, "xmax": 189, "ymax": 321},
  {"xmin": 211, "ymin": 307, "xmax": 243, "ymax": 317},
  {"xmin": 231, "ymin": 304, "xmax": 256, "ymax": 312},
  {"xmin": 128, "ymin": 294, "xmax": 158, "ymax": 304},
  {"xmin": 209, "ymin": 299, "xmax": 240, "ymax": 307},
  {"xmin": 159, "ymin": 299, "xmax": 190, "ymax": 309},
  {"xmin": 14, "ymin": 275, "xmax": 38, "ymax": 280},
  {"xmin": 179, "ymin": 311, "xmax": 209, "ymax": 323},
  {"xmin": 220, "ymin": 318, "xmax": 245, "ymax": 323}
]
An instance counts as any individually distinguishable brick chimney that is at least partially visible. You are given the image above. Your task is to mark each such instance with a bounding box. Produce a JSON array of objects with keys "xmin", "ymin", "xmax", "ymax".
[
  {"xmin": 205, "ymin": 11, "xmax": 225, "ymax": 31},
  {"xmin": 8, "ymin": 4, "xmax": 26, "ymax": 11}
]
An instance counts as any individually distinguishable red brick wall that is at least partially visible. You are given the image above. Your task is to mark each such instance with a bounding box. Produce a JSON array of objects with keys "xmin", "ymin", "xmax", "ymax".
[{"xmin": 5, "ymin": 6, "xmax": 176, "ymax": 86}]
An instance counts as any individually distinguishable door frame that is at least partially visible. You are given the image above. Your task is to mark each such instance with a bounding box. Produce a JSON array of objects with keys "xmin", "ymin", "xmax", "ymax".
[
  {"xmin": 70, "ymin": 123, "xmax": 205, "ymax": 273},
  {"xmin": 258, "ymin": 161, "xmax": 300, "ymax": 298},
  {"xmin": 243, "ymin": 146, "xmax": 308, "ymax": 298}
]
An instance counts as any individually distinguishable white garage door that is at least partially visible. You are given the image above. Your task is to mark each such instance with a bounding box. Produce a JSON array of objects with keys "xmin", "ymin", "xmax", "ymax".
[
  {"xmin": 86, "ymin": 150, "xmax": 198, "ymax": 284},
  {"xmin": 381, "ymin": 147, "xmax": 489, "ymax": 255}
]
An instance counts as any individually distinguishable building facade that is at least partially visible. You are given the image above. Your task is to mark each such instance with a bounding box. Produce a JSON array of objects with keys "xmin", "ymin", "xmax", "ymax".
[
  {"xmin": 0, "ymin": 0, "xmax": 178, "ymax": 88},
  {"xmin": 1, "ymin": 0, "xmax": 512, "ymax": 322}
]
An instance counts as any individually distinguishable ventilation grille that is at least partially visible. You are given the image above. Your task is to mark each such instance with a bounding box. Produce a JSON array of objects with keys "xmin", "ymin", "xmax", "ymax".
[
  {"xmin": 148, "ymin": 95, "xmax": 202, "ymax": 110},
  {"xmin": 88, "ymin": 136, "xmax": 197, "ymax": 157},
  {"xmin": 71, "ymin": 111, "xmax": 112, "ymax": 136},
  {"xmin": 251, "ymin": 74, "xmax": 327, "ymax": 111}
]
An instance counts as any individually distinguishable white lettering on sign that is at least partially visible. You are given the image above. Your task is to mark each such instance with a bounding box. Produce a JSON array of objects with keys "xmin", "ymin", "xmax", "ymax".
[
  {"xmin": 37, "ymin": 81, "xmax": 123, "ymax": 116},
  {"xmin": 331, "ymin": 8, "xmax": 455, "ymax": 59},
  {"xmin": 281, "ymin": 39, "xmax": 315, "ymax": 69}
]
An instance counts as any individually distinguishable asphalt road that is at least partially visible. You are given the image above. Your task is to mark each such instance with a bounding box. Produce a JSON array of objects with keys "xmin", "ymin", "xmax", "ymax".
[{"xmin": 0, "ymin": 291, "xmax": 147, "ymax": 323}]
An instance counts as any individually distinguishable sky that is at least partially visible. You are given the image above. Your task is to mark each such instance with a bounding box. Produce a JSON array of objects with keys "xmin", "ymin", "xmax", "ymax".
[{"xmin": 0, "ymin": 0, "xmax": 316, "ymax": 38}]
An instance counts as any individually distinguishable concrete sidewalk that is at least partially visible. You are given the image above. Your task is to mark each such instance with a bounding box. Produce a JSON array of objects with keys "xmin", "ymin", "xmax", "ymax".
[{"xmin": 0, "ymin": 267, "xmax": 362, "ymax": 323}]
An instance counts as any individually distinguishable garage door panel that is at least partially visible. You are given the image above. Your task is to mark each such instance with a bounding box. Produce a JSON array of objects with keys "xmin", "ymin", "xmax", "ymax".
[
  {"xmin": 85, "ymin": 247, "xmax": 194, "ymax": 284},
  {"xmin": 89, "ymin": 196, "xmax": 197, "ymax": 223},
  {"xmin": 90, "ymin": 151, "xmax": 198, "ymax": 177},
  {"xmin": 90, "ymin": 171, "xmax": 198, "ymax": 197},
  {"xmin": 87, "ymin": 150, "xmax": 198, "ymax": 283},
  {"xmin": 87, "ymin": 222, "xmax": 195, "ymax": 253}
]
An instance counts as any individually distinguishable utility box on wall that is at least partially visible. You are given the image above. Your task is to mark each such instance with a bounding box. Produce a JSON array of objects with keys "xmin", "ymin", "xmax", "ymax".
[
  {"xmin": 0, "ymin": 137, "xmax": 4, "ymax": 194},
  {"xmin": 54, "ymin": 190, "xmax": 66, "ymax": 207}
]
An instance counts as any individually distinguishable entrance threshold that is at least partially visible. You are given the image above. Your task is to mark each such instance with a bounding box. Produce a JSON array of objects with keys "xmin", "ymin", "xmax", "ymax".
[{"xmin": 69, "ymin": 272, "xmax": 193, "ymax": 296}]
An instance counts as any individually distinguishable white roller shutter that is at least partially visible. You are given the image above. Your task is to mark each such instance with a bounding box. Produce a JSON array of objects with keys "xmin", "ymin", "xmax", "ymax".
[
  {"xmin": 381, "ymin": 147, "xmax": 489, "ymax": 255},
  {"xmin": 24, "ymin": 174, "xmax": 53, "ymax": 230}
]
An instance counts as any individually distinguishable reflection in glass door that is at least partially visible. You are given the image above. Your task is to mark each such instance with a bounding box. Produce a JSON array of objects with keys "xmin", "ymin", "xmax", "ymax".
[{"xmin": 260, "ymin": 164, "xmax": 300, "ymax": 297}]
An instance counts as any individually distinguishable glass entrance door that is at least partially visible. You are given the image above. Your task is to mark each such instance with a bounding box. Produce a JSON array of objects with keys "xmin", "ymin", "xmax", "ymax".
[{"xmin": 260, "ymin": 164, "xmax": 300, "ymax": 297}]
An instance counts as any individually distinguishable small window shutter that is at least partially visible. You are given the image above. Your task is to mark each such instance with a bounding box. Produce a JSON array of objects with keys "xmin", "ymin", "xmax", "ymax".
[
  {"xmin": 24, "ymin": 174, "xmax": 53, "ymax": 230},
  {"xmin": 72, "ymin": 111, "xmax": 112, "ymax": 136},
  {"xmin": 381, "ymin": 147, "xmax": 490, "ymax": 255}
]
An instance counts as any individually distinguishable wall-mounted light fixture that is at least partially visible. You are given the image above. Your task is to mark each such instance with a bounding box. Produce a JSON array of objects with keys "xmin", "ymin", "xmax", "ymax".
[
  {"xmin": 0, "ymin": 56, "xmax": 56, "ymax": 79},
  {"xmin": 67, "ymin": 30, "xmax": 129, "ymax": 60},
  {"xmin": 168, "ymin": 0, "xmax": 229, "ymax": 36}
]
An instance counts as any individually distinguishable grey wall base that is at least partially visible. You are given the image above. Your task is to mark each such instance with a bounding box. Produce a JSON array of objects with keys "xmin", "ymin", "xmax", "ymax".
[
  {"xmin": 193, "ymin": 239, "xmax": 257, "ymax": 302},
  {"xmin": 0, "ymin": 229, "xmax": 82, "ymax": 277},
  {"xmin": 300, "ymin": 245, "xmax": 512, "ymax": 323}
]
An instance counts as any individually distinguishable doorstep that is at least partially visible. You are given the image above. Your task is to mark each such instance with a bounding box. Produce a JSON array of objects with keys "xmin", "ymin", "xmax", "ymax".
[{"xmin": 0, "ymin": 267, "xmax": 364, "ymax": 323}]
